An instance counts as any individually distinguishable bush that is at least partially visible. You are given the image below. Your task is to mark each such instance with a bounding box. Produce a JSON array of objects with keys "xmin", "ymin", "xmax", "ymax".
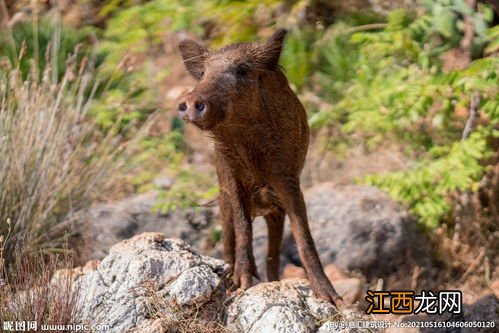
[
  {"xmin": 0, "ymin": 34, "xmax": 129, "ymax": 264},
  {"xmin": 97, "ymin": 0, "xmax": 201, "ymax": 119},
  {"xmin": 0, "ymin": 18, "xmax": 96, "ymax": 80},
  {"xmin": 311, "ymin": 4, "xmax": 499, "ymax": 228}
]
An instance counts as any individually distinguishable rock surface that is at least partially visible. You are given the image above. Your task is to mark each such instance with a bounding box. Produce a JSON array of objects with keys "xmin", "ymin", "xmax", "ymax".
[
  {"xmin": 245, "ymin": 183, "xmax": 434, "ymax": 284},
  {"xmin": 226, "ymin": 279, "xmax": 335, "ymax": 333},
  {"xmin": 72, "ymin": 233, "xmax": 379, "ymax": 333},
  {"xmin": 282, "ymin": 183, "xmax": 433, "ymax": 281},
  {"xmin": 85, "ymin": 192, "xmax": 215, "ymax": 260},
  {"xmin": 71, "ymin": 232, "xmax": 496, "ymax": 333},
  {"xmin": 87, "ymin": 183, "xmax": 435, "ymax": 287},
  {"xmin": 74, "ymin": 233, "xmax": 228, "ymax": 332}
]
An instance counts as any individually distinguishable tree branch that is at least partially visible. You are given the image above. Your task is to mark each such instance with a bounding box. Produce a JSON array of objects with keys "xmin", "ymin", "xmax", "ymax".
[
  {"xmin": 460, "ymin": 0, "xmax": 477, "ymax": 64},
  {"xmin": 462, "ymin": 92, "xmax": 481, "ymax": 140}
]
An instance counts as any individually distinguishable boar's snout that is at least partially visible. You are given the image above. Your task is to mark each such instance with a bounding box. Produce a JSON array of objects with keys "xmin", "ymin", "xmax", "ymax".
[{"xmin": 177, "ymin": 93, "xmax": 209, "ymax": 123}]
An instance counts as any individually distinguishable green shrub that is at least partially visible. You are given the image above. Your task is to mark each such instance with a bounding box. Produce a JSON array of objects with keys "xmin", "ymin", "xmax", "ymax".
[
  {"xmin": 422, "ymin": 0, "xmax": 494, "ymax": 55},
  {"xmin": 312, "ymin": 4, "xmax": 498, "ymax": 228},
  {"xmin": 364, "ymin": 131, "xmax": 494, "ymax": 228},
  {"xmin": 202, "ymin": 0, "xmax": 283, "ymax": 46},
  {"xmin": 100, "ymin": 0, "xmax": 201, "ymax": 71},
  {"xmin": 280, "ymin": 28, "xmax": 318, "ymax": 92},
  {"xmin": 0, "ymin": 18, "xmax": 96, "ymax": 80}
]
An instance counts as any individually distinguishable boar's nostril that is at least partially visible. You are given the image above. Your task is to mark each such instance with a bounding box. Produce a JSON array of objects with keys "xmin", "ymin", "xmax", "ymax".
[
  {"xmin": 195, "ymin": 101, "xmax": 206, "ymax": 113},
  {"xmin": 178, "ymin": 102, "xmax": 188, "ymax": 112}
]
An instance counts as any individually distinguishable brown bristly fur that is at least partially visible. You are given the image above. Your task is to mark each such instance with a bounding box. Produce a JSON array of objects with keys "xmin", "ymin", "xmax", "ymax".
[{"xmin": 176, "ymin": 29, "xmax": 342, "ymax": 306}]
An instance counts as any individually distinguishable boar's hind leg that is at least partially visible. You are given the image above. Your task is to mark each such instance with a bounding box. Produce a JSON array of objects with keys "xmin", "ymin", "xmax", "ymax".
[
  {"xmin": 264, "ymin": 208, "xmax": 285, "ymax": 281},
  {"xmin": 220, "ymin": 191, "xmax": 235, "ymax": 268},
  {"xmin": 273, "ymin": 178, "xmax": 343, "ymax": 306}
]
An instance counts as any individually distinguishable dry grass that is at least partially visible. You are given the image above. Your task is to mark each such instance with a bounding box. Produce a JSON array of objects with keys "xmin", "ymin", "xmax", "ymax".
[
  {"xmin": 0, "ymin": 26, "xmax": 133, "ymax": 265},
  {"xmin": 0, "ymin": 13, "xmax": 156, "ymax": 329},
  {"xmin": 139, "ymin": 279, "xmax": 234, "ymax": 333},
  {"xmin": 0, "ymin": 249, "xmax": 78, "ymax": 332},
  {"xmin": 430, "ymin": 159, "xmax": 499, "ymax": 293}
]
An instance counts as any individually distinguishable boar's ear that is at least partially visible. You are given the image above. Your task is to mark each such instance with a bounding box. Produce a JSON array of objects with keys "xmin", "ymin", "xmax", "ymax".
[
  {"xmin": 260, "ymin": 29, "xmax": 287, "ymax": 70},
  {"xmin": 178, "ymin": 39, "xmax": 208, "ymax": 80}
]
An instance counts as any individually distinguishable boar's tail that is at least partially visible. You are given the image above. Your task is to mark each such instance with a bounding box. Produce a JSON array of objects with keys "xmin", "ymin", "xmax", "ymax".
[{"xmin": 188, "ymin": 196, "xmax": 219, "ymax": 208}]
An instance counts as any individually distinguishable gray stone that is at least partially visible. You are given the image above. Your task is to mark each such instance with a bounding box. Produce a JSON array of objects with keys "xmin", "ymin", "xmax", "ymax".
[
  {"xmin": 226, "ymin": 279, "xmax": 336, "ymax": 333},
  {"xmin": 69, "ymin": 233, "xmax": 384, "ymax": 333},
  {"xmin": 317, "ymin": 309, "xmax": 377, "ymax": 333},
  {"xmin": 85, "ymin": 192, "xmax": 215, "ymax": 260},
  {"xmin": 282, "ymin": 183, "xmax": 433, "ymax": 281},
  {"xmin": 226, "ymin": 279, "xmax": 381, "ymax": 333},
  {"xmin": 332, "ymin": 278, "xmax": 364, "ymax": 305},
  {"xmin": 164, "ymin": 264, "xmax": 221, "ymax": 305},
  {"xmin": 87, "ymin": 183, "xmax": 434, "ymax": 287},
  {"xmin": 74, "ymin": 233, "xmax": 229, "ymax": 333}
]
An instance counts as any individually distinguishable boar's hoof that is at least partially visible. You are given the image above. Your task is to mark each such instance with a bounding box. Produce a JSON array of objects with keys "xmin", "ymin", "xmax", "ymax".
[
  {"xmin": 310, "ymin": 277, "xmax": 344, "ymax": 308},
  {"xmin": 232, "ymin": 261, "xmax": 260, "ymax": 290}
]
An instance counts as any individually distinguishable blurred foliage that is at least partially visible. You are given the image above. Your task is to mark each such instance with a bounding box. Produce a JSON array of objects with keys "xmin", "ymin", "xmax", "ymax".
[
  {"xmin": 100, "ymin": 0, "xmax": 201, "ymax": 69},
  {"xmin": 96, "ymin": 0, "xmax": 318, "ymax": 90},
  {"xmin": 3, "ymin": 0, "xmax": 498, "ymax": 227},
  {"xmin": 153, "ymin": 171, "xmax": 219, "ymax": 213},
  {"xmin": 0, "ymin": 16, "xmax": 154, "ymax": 134},
  {"xmin": 422, "ymin": 0, "xmax": 494, "ymax": 54},
  {"xmin": 279, "ymin": 28, "xmax": 318, "ymax": 91},
  {"xmin": 309, "ymin": 3, "xmax": 498, "ymax": 228},
  {"xmin": 0, "ymin": 19, "xmax": 97, "ymax": 80},
  {"xmin": 0, "ymin": 38, "xmax": 131, "ymax": 261},
  {"xmin": 90, "ymin": 0, "xmax": 197, "ymax": 135},
  {"xmin": 202, "ymin": 0, "xmax": 284, "ymax": 46}
]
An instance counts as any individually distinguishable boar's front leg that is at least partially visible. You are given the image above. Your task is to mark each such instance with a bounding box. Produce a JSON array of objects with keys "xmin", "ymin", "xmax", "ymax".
[
  {"xmin": 229, "ymin": 181, "xmax": 260, "ymax": 289},
  {"xmin": 273, "ymin": 178, "xmax": 343, "ymax": 306},
  {"xmin": 216, "ymin": 159, "xmax": 259, "ymax": 289}
]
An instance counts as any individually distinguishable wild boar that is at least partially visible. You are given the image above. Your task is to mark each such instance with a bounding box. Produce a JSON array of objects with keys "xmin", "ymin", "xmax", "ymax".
[{"xmin": 177, "ymin": 29, "xmax": 342, "ymax": 305}]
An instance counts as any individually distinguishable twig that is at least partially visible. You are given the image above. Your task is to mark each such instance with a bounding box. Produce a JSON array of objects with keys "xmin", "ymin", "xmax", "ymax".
[
  {"xmin": 346, "ymin": 23, "xmax": 388, "ymax": 34},
  {"xmin": 460, "ymin": 0, "xmax": 477, "ymax": 64},
  {"xmin": 462, "ymin": 92, "xmax": 481, "ymax": 140},
  {"xmin": 375, "ymin": 278, "xmax": 383, "ymax": 292},
  {"xmin": 0, "ymin": 0, "xmax": 8, "ymax": 29},
  {"xmin": 410, "ymin": 266, "xmax": 421, "ymax": 291},
  {"xmin": 459, "ymin": 247, "xmax": 485, "ymax": 282}
]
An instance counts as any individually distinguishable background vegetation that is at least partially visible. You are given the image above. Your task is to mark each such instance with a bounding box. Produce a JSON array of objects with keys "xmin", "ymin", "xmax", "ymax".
[{"xmin": 0, "ymin": 0, "xmax": 497, "ymax": 317}]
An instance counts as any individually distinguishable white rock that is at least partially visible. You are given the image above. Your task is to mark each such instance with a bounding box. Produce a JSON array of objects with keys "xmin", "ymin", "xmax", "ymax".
[
  {"xmin": 74, "ymin": 233, "xmax": 228, "ymax": 332},
  {"xmin": 165, "ymin": 264, "xmax": 221, "ymax": 305},
  {"xmin": 226, "ymin": 279, "xmax": 336, "ymax": 333}
]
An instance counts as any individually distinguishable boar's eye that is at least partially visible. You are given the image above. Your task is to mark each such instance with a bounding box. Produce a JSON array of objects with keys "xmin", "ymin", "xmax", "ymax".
[{"xmin": 236, "ymin": 65, "xmax": 249, "ymax": 77}]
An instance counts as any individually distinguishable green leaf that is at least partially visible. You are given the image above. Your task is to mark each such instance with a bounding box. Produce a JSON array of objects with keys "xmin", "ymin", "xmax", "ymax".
[{"xmin": 433, "ymin": 7, "xmax": 457, "ymax": 38}]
